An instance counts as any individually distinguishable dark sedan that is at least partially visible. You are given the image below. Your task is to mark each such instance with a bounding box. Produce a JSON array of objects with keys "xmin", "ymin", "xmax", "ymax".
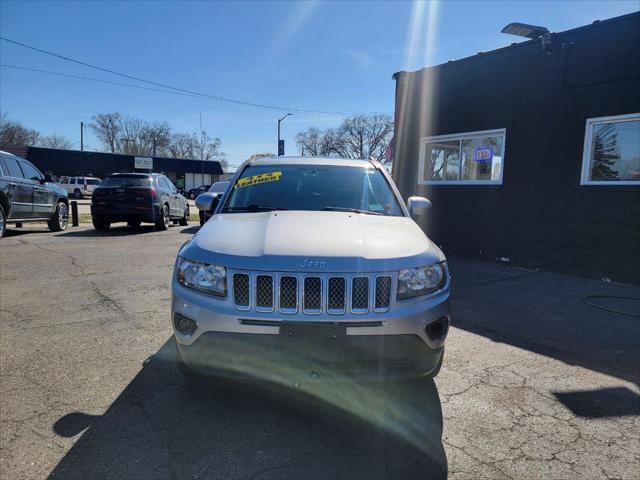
[
  {"xmin": 91, "ymin": 173, "xmax": 189, "ymax": 231},
  {"xmin": 187, "ymin": 184, "xmax": 211, "ymax": 199}
]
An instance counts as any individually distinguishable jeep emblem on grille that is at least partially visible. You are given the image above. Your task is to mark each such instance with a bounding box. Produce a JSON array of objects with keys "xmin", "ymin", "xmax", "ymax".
[{"xmin": 300, "ymin": 259, "xmax": 326, "ymax": 269}]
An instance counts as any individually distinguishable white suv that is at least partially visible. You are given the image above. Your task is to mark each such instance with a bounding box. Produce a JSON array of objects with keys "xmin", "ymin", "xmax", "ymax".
[
  {"xmin": 171, "ymin": 157, "xmax": 450, "ymax": 383},
  {"xmin": 58, "ymin": 176, "xmax": 102, "ymax": 198}
]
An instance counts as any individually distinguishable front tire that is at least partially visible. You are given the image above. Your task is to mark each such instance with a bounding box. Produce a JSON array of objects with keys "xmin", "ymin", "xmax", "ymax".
[
  {"xmin": 155, "ymin": 204, "xmax": 170, "ymax": 231},
  {"xmin": 0, "ymin": 205, "xmax": 5, "ymax": 239},
  {"xmin": 179, "ymin": 205, "xmax": 189, "ymax": 226},
  {"xmin": 48, "ymin": 202, "xmax": 69, "ymax": 232},
  {"xmin": 92, "ymin": 216, "xmax": 111, "ymax": 231}
]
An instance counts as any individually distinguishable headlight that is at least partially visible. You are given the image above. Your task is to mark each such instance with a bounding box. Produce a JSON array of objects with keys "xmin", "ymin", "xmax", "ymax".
[
  {"xmin": 397, "ymin": 263, "xmax": 446, "ymax": 300},
  {"xmin": 176, "ymin": 257, "xmax": 226, "ymax": 297}
]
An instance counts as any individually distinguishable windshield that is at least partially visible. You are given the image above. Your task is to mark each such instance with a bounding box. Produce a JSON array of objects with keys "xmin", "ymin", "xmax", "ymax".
[
  {"xmin": 222, "ymin": 164, "xmax": 403, "ymax": 216},
  {"xmin": 101, "ymin": 176, "xmax": 151, "ymax": 187}
]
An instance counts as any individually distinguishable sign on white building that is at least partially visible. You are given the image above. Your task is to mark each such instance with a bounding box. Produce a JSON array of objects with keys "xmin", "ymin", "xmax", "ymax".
[{"xmin": 134, "ymin": 156, "xmax": 153, "ymax": 170}]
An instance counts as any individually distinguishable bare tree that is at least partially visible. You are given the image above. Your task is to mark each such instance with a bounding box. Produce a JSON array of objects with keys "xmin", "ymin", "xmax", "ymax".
[
  {"xmin": 168, "ymin": 132, "xmax": 200, "ymax": 159},
  {"xmin": 142, "ymin": 121, "xmax": 172, "ymax": 156},
  {"xmin": 296, "ymin": 127, "xmax": 326, "ymax": 156},
  {"xmin": 85, "ymin": 112, "xmax": 228, "ymax": 166},
  {"xmin": 336, "ymin": 114, "xmax": 393, "ymax": 161},
  {"xmin": 296, "ymin": 114, "xmax": 393, "ymax": 161},
  {"xmin": 88, "ymin": 113, "xmax": 121, "ymax": 153},
  {"xmin": 201, "ymin": 132, "xmax": 224, "ymax": 161},
  {"xmin": 39, "ymin": 134, "xmax": 73, "ymax": 150},
  {"xmin": 0, "ymin": 113, "xmax": 41, "ymax": 148},
  {"xmin": 119, "ymin": 116, "xmax": 148, "ymax": 155}
]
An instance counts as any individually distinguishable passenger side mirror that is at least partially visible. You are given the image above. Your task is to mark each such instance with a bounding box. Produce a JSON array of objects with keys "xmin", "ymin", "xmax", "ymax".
[
  {"xmin": 195, "ymin": 192, "xmax": 220, "ymax": 213},
  {"xmin": 407, "ymin": 196, "xmax": 432, "ymax": 216},
  {"xmin": 41, "ymin": 174, "xmax": 53, "ymax": 184}
]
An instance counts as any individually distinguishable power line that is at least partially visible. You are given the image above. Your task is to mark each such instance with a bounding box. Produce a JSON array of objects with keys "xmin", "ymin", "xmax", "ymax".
[
  {"xmin": 0, "ymin": 63, "xmax": 237, "ymax": 103},
  {"xmin": 0, "ymin": 36, "xmax": 390, "ymax": 117}
]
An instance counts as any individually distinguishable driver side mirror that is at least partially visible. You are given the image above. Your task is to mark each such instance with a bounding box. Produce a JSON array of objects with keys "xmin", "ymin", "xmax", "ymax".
[
  {"xmin": 195, "ymin": 192, "xmax": 221, "ymax": 213},
  {"xmin": 41, "ymin": 174, "xmax": 53, "ymax": 184},
  {"xmin": 407, "ymin": 196, "xmax": 432, "ymax": 216}
]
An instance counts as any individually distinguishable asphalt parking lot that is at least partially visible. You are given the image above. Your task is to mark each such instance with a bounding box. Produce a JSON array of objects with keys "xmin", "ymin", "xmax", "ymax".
[{"xmin": 1, "ymin": 223, "xmax": 639, "ymax": 479}]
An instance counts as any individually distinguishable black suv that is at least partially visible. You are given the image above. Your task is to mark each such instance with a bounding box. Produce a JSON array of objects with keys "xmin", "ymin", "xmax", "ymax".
[
  {"xmin": 91, "ymin": 173, "xmax": 189, "ymax": 231},
  {"xmin": 0, "ymin": 151, "xmax": 69, "ymax": 238}
]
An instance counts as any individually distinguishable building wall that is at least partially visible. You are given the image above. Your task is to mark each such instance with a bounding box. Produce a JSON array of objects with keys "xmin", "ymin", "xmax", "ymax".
[
  {"xmin": 184, "ymin": 173, "xmax": 214, "ymax": 191},
  {"xmin": 392, "ymin": 13, "xmax": 640, "ymax": 283},
  {"xmin": 23, "ymin": 147, "xmax": 223, "ymax": 179}
]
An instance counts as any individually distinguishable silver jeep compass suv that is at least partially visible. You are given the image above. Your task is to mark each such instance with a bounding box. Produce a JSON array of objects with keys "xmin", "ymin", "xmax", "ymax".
[{"xmin": 171, "ymin": 156, "xmax": 450, "ymax": 382}]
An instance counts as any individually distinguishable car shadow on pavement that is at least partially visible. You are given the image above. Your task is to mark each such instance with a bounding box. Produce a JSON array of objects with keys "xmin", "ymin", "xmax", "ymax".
[
  {"xmin": 57, "ymin": 225, "xmax": 162, "ymax": 237},
  {"xmin": 3, "ymin": 226, "xmax": 54, "ymax": 237},
  {"xmin": 552, "ymin": 387, "xmax": 640, "ymax": 418},
  {"xmin": 179, "ymin": 225, "xmax": 200, "ymax": 235},
  {"xmin": 449, "ymin": 258, "xmax": 640, "ymax": 386},
  {"xmin": 48, "ymin": 338, "xmax": 447, "ymax": 480}
]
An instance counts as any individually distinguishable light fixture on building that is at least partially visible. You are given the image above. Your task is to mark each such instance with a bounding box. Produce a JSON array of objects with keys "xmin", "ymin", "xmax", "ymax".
[{"xmin": 501, "ymin": 22, "xmax": 554, "ymax": 53}]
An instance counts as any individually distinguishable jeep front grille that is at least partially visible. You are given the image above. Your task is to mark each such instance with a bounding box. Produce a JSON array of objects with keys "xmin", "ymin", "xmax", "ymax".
[
  {"xmin": 374, "ymin": 276, "xmax": 392, "ymax": 312},
  {"xmin": 327, "ymin": 277, "xmax": 346, "ymax": 314},
  {"xmin": 351, "ymin": 277, "xmax": 369, "ymax": 312},
  {"xmin": 233, "ymin": 274, "xmax": 250, "ymax": 309},
  {"xmin": 303, "ymin": 277, "xmax": 322, "ymax": 313},
  {"xmin": 256, "ymin": 275, "xmax": 274, "ymax": 311},
  {"xmin": 231, "ymin": 271, "xmax": 394, "ymax": 315},
  {"xmin": 279, "ymin": 276, "xmax": 297, "ymax": 312}
]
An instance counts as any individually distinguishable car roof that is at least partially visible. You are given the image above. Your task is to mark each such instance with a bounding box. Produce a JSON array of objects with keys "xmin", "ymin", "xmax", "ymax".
[
  {"xmin": 250, "ymin": 156, "xmax": 374, "ymax": 168},
  {"xmin": 108, "ymin": 172, "xmax": 152, "ymax": 177},
  {"xmin": 0, "ymin": 150, "xmax": 27, "ymax": 161}
]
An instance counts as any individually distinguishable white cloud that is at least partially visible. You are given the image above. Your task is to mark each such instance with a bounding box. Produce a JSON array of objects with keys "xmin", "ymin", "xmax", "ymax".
[{"xmin": 344, "ymin": 49, "xmax": 378, "ymax": 70}]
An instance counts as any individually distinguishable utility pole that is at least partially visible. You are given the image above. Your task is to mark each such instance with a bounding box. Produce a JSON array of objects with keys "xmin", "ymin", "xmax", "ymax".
[
  {"xmin": 199, "ymin": 112, "xmax": 204, "ymax": 177},
  {"xmin": 277, "ymin": 113, "xmax": 292, "ymax": 156},
  {"xmin": 80, "ymin": 122, "xmax": 84, "ymax": 151}
]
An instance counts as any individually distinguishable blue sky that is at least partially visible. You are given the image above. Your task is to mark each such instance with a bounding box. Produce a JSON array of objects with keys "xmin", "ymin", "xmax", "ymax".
[{"xmin": 1, "ymin": 0, "xmax": 638, "ymax": 169}]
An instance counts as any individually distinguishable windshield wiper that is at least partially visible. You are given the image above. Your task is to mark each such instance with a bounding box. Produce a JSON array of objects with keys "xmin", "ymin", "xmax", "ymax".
[
  {"xmin": 223, "ymin": 205, "xmax": 288, "ymax": 212},
  {"xmin": 321, "ymin": 207, "xmax": 382, "ymax": 215}
]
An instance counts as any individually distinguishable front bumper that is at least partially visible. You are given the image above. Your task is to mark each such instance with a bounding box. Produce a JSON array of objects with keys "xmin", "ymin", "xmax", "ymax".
[
  {"xmin": 176, "ymin": 329, "xmax": 444, "ymax": 381},
  {"xmin": 91, "ymin": 204, "xmax": 160, "ymax": 223},
  {"xmin": 172, "ymin": 279, "xmax": 450, "ymax": 381}
]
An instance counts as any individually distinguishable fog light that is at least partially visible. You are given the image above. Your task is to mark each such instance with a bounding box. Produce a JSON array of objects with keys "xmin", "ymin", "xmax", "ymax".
[
  {"xmin": 174, "ymin": 312, "xmax": 197, "ymax": 336},
  {"xmin": 425, "ymin": 317, "xmax": 449, "ymax": 340}
]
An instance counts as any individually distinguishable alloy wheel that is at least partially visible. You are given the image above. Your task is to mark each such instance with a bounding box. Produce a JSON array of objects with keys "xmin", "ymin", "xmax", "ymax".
[
  {"xmin": 163, "ymin": 205, "xmax": 170, "ymax": 229},
  {"xmin": 59, "ymin": 204, "xmax": 69, "ymax": 229}
]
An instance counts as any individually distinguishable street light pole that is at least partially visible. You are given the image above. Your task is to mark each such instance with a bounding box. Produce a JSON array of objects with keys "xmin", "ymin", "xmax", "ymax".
[{"xmin": 277, "ymin": 113, "xmax": 292, "ymax": 156}]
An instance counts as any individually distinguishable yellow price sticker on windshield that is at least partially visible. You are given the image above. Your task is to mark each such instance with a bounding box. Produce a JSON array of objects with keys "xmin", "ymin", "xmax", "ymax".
[{"xmin": 234, "ymin": 171, "xmax": 282, "ymax": 189}]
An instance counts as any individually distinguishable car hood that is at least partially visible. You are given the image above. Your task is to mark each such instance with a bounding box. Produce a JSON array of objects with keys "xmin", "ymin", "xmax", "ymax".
[{"xmin": 180, "ymin": 211, "xmax": 445, "ymax": 272}]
